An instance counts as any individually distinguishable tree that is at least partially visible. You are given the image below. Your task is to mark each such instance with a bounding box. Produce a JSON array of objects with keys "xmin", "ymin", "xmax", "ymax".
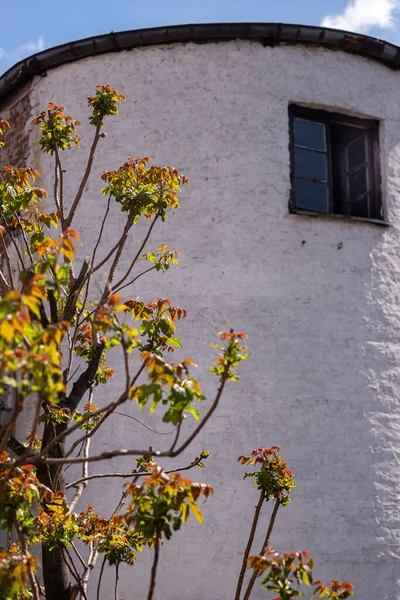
[{"xmin": 0, "ymin": 87, "xmax": 353, "ymax": 600}]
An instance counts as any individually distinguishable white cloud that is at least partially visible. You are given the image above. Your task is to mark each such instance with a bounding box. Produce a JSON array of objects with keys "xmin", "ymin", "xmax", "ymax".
[
  {"xmin": 16, "ymin": 36, "xmax": 45, "ymax": 55},
  {"xmin": 321, "ymin": 0, "xmax": 399, "ymax": 34},
  {"xmin": 0, "ymin": 36, "xmax": 45, "ymax": 64}
]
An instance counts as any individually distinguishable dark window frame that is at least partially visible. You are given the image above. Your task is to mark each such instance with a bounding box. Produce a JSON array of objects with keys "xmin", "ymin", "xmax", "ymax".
[{"xmin": 289, "ymin": 105, "xmax": 384, "ymax": 223}]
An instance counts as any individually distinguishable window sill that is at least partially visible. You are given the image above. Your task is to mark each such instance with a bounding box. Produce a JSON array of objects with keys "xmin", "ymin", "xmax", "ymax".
[{"xmin": 290, "ymin": 209, "xmax": 391, "ymax": 227}]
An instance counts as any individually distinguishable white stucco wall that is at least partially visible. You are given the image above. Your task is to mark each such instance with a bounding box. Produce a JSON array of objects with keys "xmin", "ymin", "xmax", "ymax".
[{"xmin": 11, "ymin": 39, "xmax": 400, "ymax": 598}]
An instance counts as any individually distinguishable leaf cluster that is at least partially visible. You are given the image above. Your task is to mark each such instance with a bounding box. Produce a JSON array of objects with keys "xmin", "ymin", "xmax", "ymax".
[
  {"xmin": 0, "ymin": 545, "xmax": 37, "ymax": 600},
  {"xmin": 0, "ymin": 119, "xmax": 10, "ymax": 149},
  {"xmin": 32, "ymin": 102, "xmax": 81, "ymax": 154},
  {"xmin": 101, "ymin": 157, "xmax": 188, "ymax": 221},
  {"xmin": 210, "ymin": 330, "xmax": 250, "ymax": 382},
  {"xmin": 87, "ymin": 84, "xmax": 126, "ymax": 127},
  {"xmin": 142, "ymin": 245, "xmax": 180, "ymax": 273},
  {"xmin": 238, "ymin": 447, "xmax": 296, "ymax": 506},
  {"xmin": 249, "ymin": 547, "xmax": 353, "ymax": 600},
  {"xmin": 127, "ymin": 466, "xmax": 213, "ymax": 541},
  {"xmin": 130, "ymin": 354, "xmax": 204, "ymax": 425}
]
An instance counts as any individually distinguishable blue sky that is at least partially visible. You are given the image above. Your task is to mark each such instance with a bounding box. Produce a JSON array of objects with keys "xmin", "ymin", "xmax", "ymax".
[{"xmin": 1, "ymin": 0, "xmax": 400, "ymax": 75}]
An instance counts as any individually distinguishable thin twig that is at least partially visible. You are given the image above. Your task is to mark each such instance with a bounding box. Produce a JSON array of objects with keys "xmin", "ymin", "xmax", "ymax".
[
  {"xmin": 63, "ymin": 547, "xmax": 88, "ymax": 600},
  {"xmin": 24, "ymin": 393, "xmax": 42, "ymax": 455},
  {"xmin": 0, "ymin": 392, "xmax": 23, "ymax": 454},
  {"xmin": 66, "ymin": 455, "xmax": 204, "ymax": 489},
  {"xmin": 0, "ymin": 366, "xmax": 231, "ymax": 470},
  {"xmin": 111, "ymin": 462, "xmax": 149, "ymax": 518},
  {"xmin": 114, "ymin": 563, "xmax": 119, "ymax": 600},
  {"xmin": 71, "ymin": 543, "xmax": 87, "ymax": 571},
  {"xmin": 53, "ymin": 154, "xmax": 61, "ymax": 214},
  {"xmin": 56, "ymin": 362, "xmax": 147, "ymax": 465},
  {"xmin": 1, "ymin": 234, "xmax": 15, "ymax": 289},
  {"xmin": 90, "ymin": 230, "xmax": 128, "ymax": 274},
  {"xmin": 147, "ymin": 527, "xmax": 161, "ymax": 600},
  {"xmin": 112, "ymin": 265, "xmax": 156, "ymax": 295},
  {"xmin": 234, "ymin": 490, "xmax": 265, "ymax": 600},
  {"xmin": 91, "ymin": 195, "xmax": 111, "ymax": 268},
  {"xmin": 113, "ymin": 411, "xmax": 178, "ymax": 435},
  {"xmin": 112, "ymin": 213, "xmax": 160, "ymax": 291},
  {"xmin": 12, "ymin": 211, "xmax": 34, "ymax": 264},
  {"xmin": 81, "ymin": 543, "xmax": 98, "ymax": 599},
  {"xmin": 14, "ymin": 517, "xmax": 41, "ymax": 600},
  {"xmin": 168, "ymin": 371, "xmax": 230, "ymax": 458},
  {"xmin": 96, "ymin": 556, "xmax": 107, "ymax": 600},
  {"xmin": 4, "ymin": 223, "xmax": 27, "ymax": 272},
  {"xmin": 65, "ymin": 125, "xmax": 101, "ymax": 229},
  {"xmin": 169, "ymin": 418, "xmax": 182, "ymax": 452},
  {"xmin": 67, "ymin": 365, "xmax": 81, "ymax": 384},
  {"xmin": 69, "ymin": 433, "xmax": 90, "ymax": 510},
  {"xmin": 54, "ymin": 145, "xmax": 65, "ymax": 224},
  {"xmin": 242, "ymin": 499, "xmax": 281, "ymax": 600},
  {"xmin": 97, "ymin": 207, "xmax": 137, "ymax": 307},
  {"xmin": 0, "ymin": 267, "xmax": 10, "ymax": 291}
]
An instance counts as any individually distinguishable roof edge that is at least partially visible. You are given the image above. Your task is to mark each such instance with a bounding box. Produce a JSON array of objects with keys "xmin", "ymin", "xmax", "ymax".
[{"xmin": 1, "ymin": 22, "xmax": 399, "ymax": 103}]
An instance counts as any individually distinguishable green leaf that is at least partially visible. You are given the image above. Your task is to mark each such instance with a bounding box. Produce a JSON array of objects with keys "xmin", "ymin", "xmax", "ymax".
[{"xmin": 184, "ymin": 406, "xmax": 201, "ymax": 420}]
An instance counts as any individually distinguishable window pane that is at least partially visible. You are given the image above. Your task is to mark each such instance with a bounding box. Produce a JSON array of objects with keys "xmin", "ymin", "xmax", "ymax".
[
  {"xmin": 294, "ymin": 118, "xmax": 326, "ymax": 151},
  {"xmin": 347, "ymin": 135, "xmax": 367, "ymax": 170},
  {"xmin": 294, "ymin": 148, "xmax": 327, "ymax": 181},
  {"xmin": 348, "ymin": 195, "xmax": 369, "ymax": 218},
  {"xmin": 295, "ymin": 179, "xmax": 329, "ymax": 212},
  {"xmin": 349, "ymin": 166, "xmax": 368, "ymax": 199}
]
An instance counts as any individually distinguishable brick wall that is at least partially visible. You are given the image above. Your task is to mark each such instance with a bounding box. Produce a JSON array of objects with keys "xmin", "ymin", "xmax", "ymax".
[
  {"xmin": 0, "ymin": 93, "xmax": 31, "ymax": 167},
  {"xmin": 0, "ymin": 91, "xmax": 32, "ymax": 295}
]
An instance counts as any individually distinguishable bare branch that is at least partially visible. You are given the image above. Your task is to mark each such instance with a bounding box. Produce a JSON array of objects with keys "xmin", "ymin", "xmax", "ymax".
[
  {"xmin": 62, "ymin": 257, "xmax": 90, "ymax": 323},
  {"xmin": 90, "ymin": 230, "xmax": 128, "ymax": 275},
  {"xmin": 66, "ymin": 454, "xmax": 206, "ymax": 489},
  {"xmin": 81, "ymin": 543, "xmax": 98, "ymax": 599},
  {"xmin": 0, "ymin": 392, "xmax": 23, "ymax": 454},
  {"xmin": 112, "ymin": 411, "xmax": 177, "ymax": 436},
  {"xmin": 0, "ymin": 367, "xmax": 231, "ymax": 469},
  {"xmin": 71, "ymin": 543, "xmax": 87, "ymax": 571},
  {"xmin": 97, "ymin": 207, "xmax": 137, "ymax": 307},
  {"xmin": 235, "ymin": 490, "xmax": 265, "ymax": 600},
  {"xmin": 168, "ymin": 371, "xmax": 229, "ymax": 457},
  {"xmin": 64, "ymin": 125, "xmax": 101, "ymax": 229},
  {"xmin": 1, "ymin": 234, "xmax": 15, "ymax": 289},
  {"xmin": 12, "ymin": 210, "xmax": 34, "ymax": 264},
  {"xmin": 4, "ymin": 223, "xmax": 28, "ymax": 273},
  {"xmin": 114, "ymin": 563, "xmax": 119, "ymax": 600},
  {"xmin": 169, "ymin": 417, "xmax": 183, "ymax": 453},
  {"xmin": 14, "ymin": 517, "xmax": 41, "ymax": 600},
  {"xmin": 40, "ymin": 361, "xmax": 146, "ymax": 466},
  {"xmin": 112, "ymin": 265, "xmax": 156, "ymax": 296},
  {"xmin": 62, "ymin": 548, "xmax": 88, "ymax": 600},
  {"xmin": 147, "ymin": 526, "xmax": 161, "ymax": 600},
  {"xmin": 54, "ymin": 145, "xmax": 65, "ymax": 225},
  {"xmin": 6, "ymin": 435, "xmax": 28, "ymax": 457},
  {"xmin": 69, "ymin": 436, "xmax": 90, "ymax": 510},
  {"xmin": 53, "ymin": 154, "xmax": 61, "ymax": 215},
  {"xmin": 242, "ymin": 499, "xmax": 281, "ymax": 600},
  {"xmin": 48, "ymin": 289, "xmax": 58, "ymax": 323},
  {"xmin": 91, "ymin": 195, "xmax": 111, "ymax": 268},
  {"xmin": 24, "ymin": 393, "xmax": 42, "ymax": 455},
  {"xmin": 0, "ymin": 267, "xmax": 10, "ymax": 291},
  {"xmin": 22, "ymin": 447, "xmax": 154, "ymax": 467},
  {"xmin": 63, "ymin": 342, "xmax": 104, "ymax": 414},
  {"xmin": 112, "ymin": 213, "xmax": 160, "ymax": 291},
  {"xmin": 96, "ymin": 556, "xmax": 107, "ymax": 600}
]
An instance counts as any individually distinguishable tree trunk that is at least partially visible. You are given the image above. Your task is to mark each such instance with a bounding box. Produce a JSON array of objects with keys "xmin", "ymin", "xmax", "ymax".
[{"xmin": 38, "ymin": 421, "xmax": 71, "ymax": 600}]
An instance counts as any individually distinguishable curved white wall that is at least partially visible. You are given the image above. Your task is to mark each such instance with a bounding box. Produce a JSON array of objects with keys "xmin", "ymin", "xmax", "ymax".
[{"xmin": 15, "ymin": 40, "xmax": 400, "ymax": 598}]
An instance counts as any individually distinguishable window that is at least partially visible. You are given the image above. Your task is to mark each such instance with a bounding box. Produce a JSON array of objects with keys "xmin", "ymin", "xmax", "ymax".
[{"xmin": 289, "ymin": 105, "xmax": 382, "ymax": 221}]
